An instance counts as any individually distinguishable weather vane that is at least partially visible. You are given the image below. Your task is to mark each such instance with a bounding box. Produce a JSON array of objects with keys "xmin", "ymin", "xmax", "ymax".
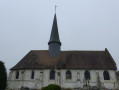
[{"xmin": 55, "ymin": 6, "xmax": 57, "ymax": 14}]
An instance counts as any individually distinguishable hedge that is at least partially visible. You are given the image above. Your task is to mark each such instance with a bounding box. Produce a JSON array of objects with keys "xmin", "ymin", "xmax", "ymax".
[{"xmin": 42, "ymin": 84, "xmax": 61, "ymax": 90}]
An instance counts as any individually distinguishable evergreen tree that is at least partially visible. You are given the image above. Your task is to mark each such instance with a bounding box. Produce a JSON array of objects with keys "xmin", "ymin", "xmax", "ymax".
[{"xmin": 0, "ymin": 61, "xmax": 7, "ymax": 90}]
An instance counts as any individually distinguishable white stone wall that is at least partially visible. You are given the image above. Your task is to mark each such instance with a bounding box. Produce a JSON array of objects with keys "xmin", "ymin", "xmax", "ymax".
[{"xmin": 7, "ymin": 69, "xmax": 118, "ymax": 89}]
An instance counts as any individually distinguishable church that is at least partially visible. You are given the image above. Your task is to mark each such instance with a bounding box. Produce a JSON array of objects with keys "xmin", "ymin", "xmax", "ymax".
[{"xmin": 7, "ymin": 13, "xmax": 119, "ymax": 90}]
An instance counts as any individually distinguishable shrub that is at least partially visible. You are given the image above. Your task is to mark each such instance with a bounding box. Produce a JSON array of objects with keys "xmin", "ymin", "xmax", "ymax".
[
  {"xmin": 42, "ymin": 84, "xmax": 61, "ymax": 90},
  {"xmin": 0, "ymin": 61, "xmax": 7, "ymax": 90}
]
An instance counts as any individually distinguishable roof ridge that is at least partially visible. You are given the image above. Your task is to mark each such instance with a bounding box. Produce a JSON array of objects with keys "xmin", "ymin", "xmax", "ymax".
[
  {"xmin": 30, "ymin": 50, "xmax": 105, "ymax": 52},
  {"xmin": 61, "ymin": 50, "xmax": 105, "ymax": 52},
  {"xmin": 30, "ymin": 50, "xmax": 48, "ymax": 52}
]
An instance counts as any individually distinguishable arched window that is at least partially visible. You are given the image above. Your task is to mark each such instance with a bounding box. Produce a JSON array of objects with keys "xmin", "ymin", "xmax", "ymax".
[
  {"xmin": 50, "ymin": 70, "xmax": 55, "ymax": 80},
  {"xmin": 84, "ymin": 71, "xmax": 90, "ymax": 80},
  {"xmin": 66, "ymin": 70, "xmax": 72, "ymax": 79},
  {"xmin": 103, "ymin": 71, "xmax": 110, "ymax": 80},
  {"xmin": 16, "ymin": 71, "xmax": 19, "ymax": 79},
  {"xmin": 31, "ymin": 70, "xmax": 34, "ymax": 79}
]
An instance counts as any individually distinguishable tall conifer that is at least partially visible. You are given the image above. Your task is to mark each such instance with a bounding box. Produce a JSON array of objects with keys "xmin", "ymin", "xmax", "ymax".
[{"xmin": 0, "ymin": 61, "xmax": 7, "ymax": 90}]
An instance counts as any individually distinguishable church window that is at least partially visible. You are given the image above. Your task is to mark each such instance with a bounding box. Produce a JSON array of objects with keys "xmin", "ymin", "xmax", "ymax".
[
  {"xmin": 16, "ymin": 71, "xmax": 19, "ymax": 79},
  {"xmin": 84, "ymin": 71, "xmax": 90, "ymax": 80},
  {"xmin": 50, "ymin": 70, "xmax": 55, "ymax": 80},
  {"xmin": 103, "ymin": 71, "xmax": 110, "ymax": 80},
  {"xmin": 31, "ymin": 70, "xmax": 34, "ymax": 79},
  {"xmin": 66, "ymin": 70, "xmax": 72, "ymax": 79}
]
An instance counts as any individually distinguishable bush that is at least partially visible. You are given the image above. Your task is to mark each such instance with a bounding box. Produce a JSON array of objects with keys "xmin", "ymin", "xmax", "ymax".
[
  {"xmin": 42, "ymin": 84, "xmax": 61, "ymax": 90},
  {"xmin": 0, "ymin": 61, "xmax": 7, "ymax": 90}
]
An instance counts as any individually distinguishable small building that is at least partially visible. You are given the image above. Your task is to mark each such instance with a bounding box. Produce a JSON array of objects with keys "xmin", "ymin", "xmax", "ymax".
[{"xmin": 7, "ymin": 14, "xmax": 119, "ymax": 90}]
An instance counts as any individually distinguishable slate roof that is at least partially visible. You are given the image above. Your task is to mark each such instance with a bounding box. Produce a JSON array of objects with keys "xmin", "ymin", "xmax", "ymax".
[
  {"xmin": 11, "ymin": 48, "xmax": 117, "ymax": 70},
  {"xmin": 48, "ymin": 14, "xmax": 61, "ymax": 45}
]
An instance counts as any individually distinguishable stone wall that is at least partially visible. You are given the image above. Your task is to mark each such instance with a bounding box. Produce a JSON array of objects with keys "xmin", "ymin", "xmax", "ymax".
[
  {"xmin": 7, "ymin": 69, "xmax": 117, "ymax": 90},
  {"xmin": 116, "ymin": 71, "xmax": 119, "ymax": 89}
]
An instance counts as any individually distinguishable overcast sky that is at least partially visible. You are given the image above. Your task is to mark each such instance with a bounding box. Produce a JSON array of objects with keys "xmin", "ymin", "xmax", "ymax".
[{"xmin": 0, "ymin": 0, "xmax": 119, "ymax": 73}]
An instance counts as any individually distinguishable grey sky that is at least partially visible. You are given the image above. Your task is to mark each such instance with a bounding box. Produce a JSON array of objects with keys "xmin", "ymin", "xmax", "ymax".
[{"xmin": 0, "ymin": 0, "xmax": 119, "ymax": 72}]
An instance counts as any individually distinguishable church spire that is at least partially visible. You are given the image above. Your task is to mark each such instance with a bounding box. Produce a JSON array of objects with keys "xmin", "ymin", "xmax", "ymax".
[
  {"xmin": 48, "ymin": 14, "xmax": 61, "ymax": 45},
  {"xmin": 48, "ymin": 12, "xmax": 61, "ymax": 58}
]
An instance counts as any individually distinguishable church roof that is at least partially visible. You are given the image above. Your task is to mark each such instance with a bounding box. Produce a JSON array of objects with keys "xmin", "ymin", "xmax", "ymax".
[
  {"xmin": 11, "ymin": 48, "xmax": 117, "ymax": 70},
  {"xmin": 48, "ymin": 14, "xmax": 61, "ymax": 45}
]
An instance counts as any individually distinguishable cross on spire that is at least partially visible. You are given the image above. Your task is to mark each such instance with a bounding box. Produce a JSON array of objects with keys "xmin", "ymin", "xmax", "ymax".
[{"xmin": 55, "ymin": 6, "xmax": 57, "ymax": 14}]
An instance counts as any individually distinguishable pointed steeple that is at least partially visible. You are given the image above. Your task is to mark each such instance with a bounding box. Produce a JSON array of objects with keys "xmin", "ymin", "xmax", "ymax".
[
  {"xmin": 48, "ymin": 14, "xmax": 61, "ymax": 45},
  {"xmin": 48, "ymin": 14, "xmax": 61, "ymax": 57}
]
